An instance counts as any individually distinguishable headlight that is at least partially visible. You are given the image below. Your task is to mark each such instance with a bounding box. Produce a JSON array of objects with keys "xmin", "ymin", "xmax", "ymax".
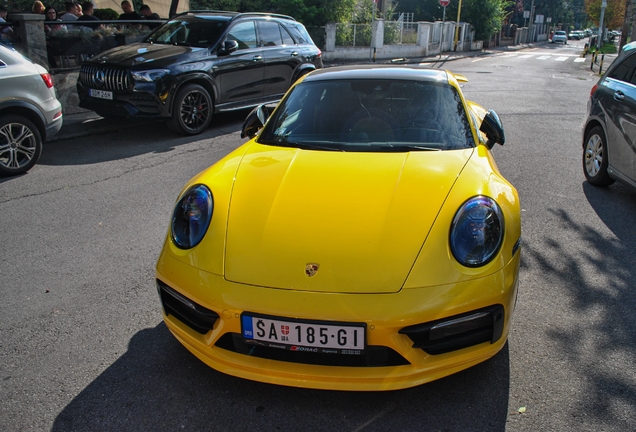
[
  {"xmin": 450, "ymin": 196, "xmax": 504, "ymax": 267},
  {"xmin": 171, "ymin": 185, "xmax": 213, "ymax": 249},
  {"xmin": 131, "ymin": 69, "xmax": 170, "ymax": 82}
]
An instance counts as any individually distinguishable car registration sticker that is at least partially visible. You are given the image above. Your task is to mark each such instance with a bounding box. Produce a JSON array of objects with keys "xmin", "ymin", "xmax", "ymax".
[
  {"xmin": 241, "ymin": 313, "xmax": 365, "ymax": 354},
  {"xmin": 89, "ymin": 89, "xmax": 113, "ymax": 100}
]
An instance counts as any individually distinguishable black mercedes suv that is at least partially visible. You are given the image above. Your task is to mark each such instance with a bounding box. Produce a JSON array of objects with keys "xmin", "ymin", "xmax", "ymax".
[{"xmin": 77, "ymin": 11, "xmax": 323, "ymax": 135}]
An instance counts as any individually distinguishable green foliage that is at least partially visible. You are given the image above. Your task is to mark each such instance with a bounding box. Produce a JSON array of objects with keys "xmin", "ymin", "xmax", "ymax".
[
  {"xmin": 335, "ymin": 22, "xmax": 371, "ymax": 46},
  {"xmin": 94, "ymin": 8, "xmax": 120, "ymax": 20},
  {"xmin": 585, "ymin": 0, "xmax": 624, "ymax": 29},
  {"xmin": 394, "ymin": 0, "xmax": 445, "ymax": 22},
  {"xmin": 440, "ymin": 0, "xmax": 512, "ymax": 40},
  {"xmin": 189, "ymin": 0, "xmax": 357, "ymax": 26}
]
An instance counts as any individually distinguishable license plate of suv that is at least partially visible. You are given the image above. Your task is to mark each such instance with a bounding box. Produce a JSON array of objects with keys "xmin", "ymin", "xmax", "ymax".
[
  {"xmin": 241, "ymin": 313, "xmax": 365, "ymax": 354},
  {"xmin": 89, "ymin": 89, "xmax": 113, "ymax": 100}
]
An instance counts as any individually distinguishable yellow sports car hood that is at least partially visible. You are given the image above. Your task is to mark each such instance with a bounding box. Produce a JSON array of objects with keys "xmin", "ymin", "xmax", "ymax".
[{"xmin": 224, "ymin": 144, "xmax": 474, "ymax": 294}]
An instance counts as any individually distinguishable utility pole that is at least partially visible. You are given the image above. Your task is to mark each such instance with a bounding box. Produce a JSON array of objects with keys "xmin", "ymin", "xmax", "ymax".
[
  {"xmin": 526, "ymin": 0, "xmax": 535, "ymax": 43},
  {"xmin": 597, "ymin": 0, "xmax": 606, "ymax": 50},
  {"xmin": 453, "ymin": 0, "xmax": 464, "ymax": 51}
]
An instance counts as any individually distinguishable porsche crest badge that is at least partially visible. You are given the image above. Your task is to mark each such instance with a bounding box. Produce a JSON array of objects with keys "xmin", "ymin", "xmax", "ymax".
[{"xmin": 305, "ymin": 263, "xmax": 319, "ymax": 277}]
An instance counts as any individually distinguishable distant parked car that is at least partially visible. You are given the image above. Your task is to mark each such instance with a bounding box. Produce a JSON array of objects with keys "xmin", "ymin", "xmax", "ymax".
[
  {"xmin": 551, "ymin": 31, "xmax": 568, "ymax": 44},
  {"xmin": 77, "ymin": 11, "xmax": 323, "ymax": 136},
  {"xmin": 568, "ymin": 31, "xmax": 580, "ymax": 40},
  {"xmin": 0, "ymin": 43, "xmax": 63, "ymax": 176},
  {"xmin": 582, "ymin": 45, "xmax": 636, "ymax": 192}
]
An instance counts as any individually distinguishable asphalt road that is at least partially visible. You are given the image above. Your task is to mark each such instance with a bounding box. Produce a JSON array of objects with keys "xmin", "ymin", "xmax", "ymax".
[{"xmin": 1, "ymin": 40, "xmax": 635, "ymax": 431}]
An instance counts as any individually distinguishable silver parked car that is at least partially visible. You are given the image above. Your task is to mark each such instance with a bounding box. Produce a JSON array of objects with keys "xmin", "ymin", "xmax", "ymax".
[
  {"xmin": 583, "ymin": 46, "xmax": 636, "ymax": 192},
  {"xmin": 0, "ymin": 43, "xmax": 63, "ymax": 176},
  {"xmin": 551, "ymin": 30, "xmax": 568, "ymax": 44}
]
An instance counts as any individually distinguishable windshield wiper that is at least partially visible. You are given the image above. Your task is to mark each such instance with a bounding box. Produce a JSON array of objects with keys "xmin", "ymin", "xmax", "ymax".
[
  {"xmin": 265, "ymin": 140, "xmax": 344, "ymax": 152},
  {"xmin": 375, "ymin": 144, "xmax": 443, "ymax": 152}
]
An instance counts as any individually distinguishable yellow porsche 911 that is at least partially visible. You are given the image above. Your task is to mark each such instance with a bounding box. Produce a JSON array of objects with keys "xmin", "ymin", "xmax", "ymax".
[{"xmin": 156, "ymin": 65, "xmax": 521, "ymax": 391}]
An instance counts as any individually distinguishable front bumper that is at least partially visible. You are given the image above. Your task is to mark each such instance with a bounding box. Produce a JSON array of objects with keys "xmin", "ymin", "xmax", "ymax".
[
  {"xmin": 155, "ymin": 251, "xmax": 520, "ymax": 391},
  {"xmin": 77, "ymin": 82, "xmax": 170, "ymax": 118}
]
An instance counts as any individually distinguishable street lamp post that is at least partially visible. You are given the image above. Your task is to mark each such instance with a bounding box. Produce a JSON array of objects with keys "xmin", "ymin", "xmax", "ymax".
[
  {"xmin": 527, "ymin": 0, "xmax": 535, "ymax": 43},
  {"xmin": 598, "ymin": 0, "xmax": 607, "ymax": 49},
  {"xmin": 453, "ymin": 0, "xmax": 464, "ymax": 51}
]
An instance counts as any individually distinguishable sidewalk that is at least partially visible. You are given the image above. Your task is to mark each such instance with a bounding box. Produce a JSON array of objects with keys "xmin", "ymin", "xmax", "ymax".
[{"xmin": 48, "ymin": 42, "xmax": 543, "ymax": 143}]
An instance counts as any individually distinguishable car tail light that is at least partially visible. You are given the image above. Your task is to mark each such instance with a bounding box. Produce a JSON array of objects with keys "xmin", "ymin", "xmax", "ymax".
[
  {"xmin": 590, "ymin": 84, "xmax": 598, "ymax": 97},
  {"xmin": 40, "ymin": 73, "xmax": 54, "ymax": 89},
  {"xmin": 316, "ymin": 49, "xmax": 322, "ymax": 58}
]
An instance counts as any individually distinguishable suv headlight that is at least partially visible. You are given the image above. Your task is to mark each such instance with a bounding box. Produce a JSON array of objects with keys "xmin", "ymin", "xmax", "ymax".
[
  {"xmin": 131, "ymin": 69, "xmax": 170, "ymax": 82},
  {"xmin": 171, "ymin": 185, "xmax": 213, "ymax": 249},
  {"xmin": 450, "ymin": 196, "xmax": 504, "ymax": 267}
]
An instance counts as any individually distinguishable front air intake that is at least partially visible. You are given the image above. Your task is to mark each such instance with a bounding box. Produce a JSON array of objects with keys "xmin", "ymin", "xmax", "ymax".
[
  {"xmin": 157, "ymin": 280, "xmax": 218, "ymax": 334},
  {"xmin": 399, "ymin": 305, "xmax": 504, "ymax": 355}
]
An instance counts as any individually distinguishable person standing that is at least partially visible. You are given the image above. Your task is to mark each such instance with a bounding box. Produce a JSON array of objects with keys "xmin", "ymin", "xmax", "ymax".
[
  {"xmin": 77, "ymin": 2, "xmax": 101, "ymax": 30},
  {"xmin": 44, "ymin": 6, "xmax": 65, "ymax": 34},
  {"xmin": 60, "ymin": 2, "xmax": 79, "ymax": 21},
  {"xmin": 0, "ymin": 5, "xmax": 14, "ymax": 39},
  {"xmin": 139, "ymin": 4, "xmax": 161, "ymax": 29},
  {"xmin": 118, "ymin": 1, "xmax": 141, "ymax": 20},
  {"xmin": 32, "ymin": 1, "xmax": 45, "ymax": 14}
]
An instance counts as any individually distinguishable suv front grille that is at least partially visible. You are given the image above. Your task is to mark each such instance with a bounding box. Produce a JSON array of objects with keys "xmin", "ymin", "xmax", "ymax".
[{"xmin": 80, "ymin": 65, "xmax": 131, "ymax": 91}]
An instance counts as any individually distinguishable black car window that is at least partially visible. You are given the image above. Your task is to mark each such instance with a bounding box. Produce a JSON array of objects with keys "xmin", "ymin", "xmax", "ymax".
[
  {"xmin": 257, "ymin": 21, "xmax": 283, "ymax": 47},
  {"xmin": 258, "ymin": 79, "xmax": 476, "ymax": 152},
  {"xmin": 281, "ymin": 26, "xmax": 295, "ymax": 46},
  {"xmin": 227, "ymin": 21, "xmax": 258, "ymax": 50},
  {"xmin": 608, "ymin": 52, "xmax": 636, "ymax": 82},
  {"xmin": 285, "ymin": 22, "xmax": 311, "ymax": 44},
  {"xmin": 147, "ymin": 18, "xmax": 226, "ymax": 46}
]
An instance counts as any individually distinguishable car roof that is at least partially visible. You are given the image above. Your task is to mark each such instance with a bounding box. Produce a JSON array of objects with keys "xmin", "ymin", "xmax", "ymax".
[
  {"xmin": 303, "ymin": 65, "xmax": 450, "ymax": 83},
  {"xmin": 173, "ymin": 10, "xmax": 296, "ymax": 22}
]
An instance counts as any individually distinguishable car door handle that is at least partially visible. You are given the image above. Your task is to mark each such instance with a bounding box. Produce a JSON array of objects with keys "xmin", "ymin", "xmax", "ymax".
[
  {"xmin": 614, "ymin": 91, "xmax": 625, "ymax": 101},
  {"xmin": 252, "ymin": 55, "xmax": 263, "ymax": 62},
  {"xmin": 291, "ymin": 51, "xmax": 299, "ymax": 57}
]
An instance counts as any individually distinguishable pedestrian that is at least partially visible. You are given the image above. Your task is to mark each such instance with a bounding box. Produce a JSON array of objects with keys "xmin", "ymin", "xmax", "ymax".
[
  {"xmin": 77, "ymin": 2, "xmax": 101, "ymax": 30},
  {"xmin": 44, "ymin": 6, "xmax": 66, "ymax": 34},
  {"xmin": 0, "ymin": 5, "xmax": 14, "ymax": 39},
  {"xmin": 139, "ymin": 4, "xmax": 161, "ymax": 29},
  {"xmin": 118, "ymin": 0, "xmax": 141, "ymax": 20},
  {"xmin": 60, "ymin": 2, "xmax": 79, "ymax": 21},
  {"xmin": 32, "ymin": 1, "xmax": 45, "ymax": 14}
]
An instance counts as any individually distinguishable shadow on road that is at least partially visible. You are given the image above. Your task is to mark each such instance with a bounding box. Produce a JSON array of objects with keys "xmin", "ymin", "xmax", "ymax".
[
  {"xmin": 521, "ymin": 180, "xmax": 636, "ymax": 428},
  {"xmin": 52, "ymin": 323, "xmax": 511, "ymax": 431},
  {"xmin": 37, "ymin": 110, "xmax": 250, "ymax": 168}
]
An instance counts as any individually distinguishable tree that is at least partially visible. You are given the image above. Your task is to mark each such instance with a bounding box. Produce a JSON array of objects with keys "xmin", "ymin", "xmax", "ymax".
[
  {"xmin": 189, "ymin": 0, "xmax": 357, "ymax": 26},
  {"xmin": 585, "ymin": 0, "xmax": 625, "ymax": 29},
  {"xmin": 445, "ymin": 0, "xmax": 513, "ymax": 40}
]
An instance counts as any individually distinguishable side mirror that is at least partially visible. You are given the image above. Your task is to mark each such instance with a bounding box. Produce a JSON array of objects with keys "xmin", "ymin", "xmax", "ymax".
[
  {"xmin": 241, "ymin": 104, "xmax": 272, "ymax": 139},
  {"xmin": 218, "ymin": 40, "xmax": 239, "ymax": 56},
  {"xmin": 479, "ymin": 109, "xmax": 505, "ymax": 149}
]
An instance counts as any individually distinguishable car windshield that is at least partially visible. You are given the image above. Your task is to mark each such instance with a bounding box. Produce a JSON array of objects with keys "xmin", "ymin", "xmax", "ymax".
[
  {"xmin": 146, "ymin": 17, "xmax": 228, "ymax": 47},
  {"xmin": 258, "ymin": 79, "xmax": 476, "ymax": 152}
]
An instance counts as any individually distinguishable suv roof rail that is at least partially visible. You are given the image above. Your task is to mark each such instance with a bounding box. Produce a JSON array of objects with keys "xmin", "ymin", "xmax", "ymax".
[{"xmin": 173, "ymin": 10, "xmax": 296, "ymax": 22}]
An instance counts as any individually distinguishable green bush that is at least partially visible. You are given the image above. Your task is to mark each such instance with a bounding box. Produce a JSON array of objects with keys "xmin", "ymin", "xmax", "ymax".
[
  {"xmin": 94, "ymin": 8, "xmax": 120, "ymax": 20},
  {"xmin": 590, "ymin": 42, "xmax": 618, "ymax": 54}
]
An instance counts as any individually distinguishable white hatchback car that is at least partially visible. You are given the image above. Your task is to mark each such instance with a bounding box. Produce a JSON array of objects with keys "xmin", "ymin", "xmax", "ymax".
[
  {"xmin": 0, "ymin": 43, "xmax": 63, "ymax": 176},
  {"xmin": 551, "ymin": 31, "xmax": 568, "ymax": 44}
]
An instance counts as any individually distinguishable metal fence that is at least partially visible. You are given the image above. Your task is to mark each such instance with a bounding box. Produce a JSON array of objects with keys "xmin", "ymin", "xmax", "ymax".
[
  {"xmin": 335, "ymin": 23, "xmax": 372, "ymax": 47},
  {"xmin": 333, "ymin": 21, "xmax": 417, "ymax": 48}
]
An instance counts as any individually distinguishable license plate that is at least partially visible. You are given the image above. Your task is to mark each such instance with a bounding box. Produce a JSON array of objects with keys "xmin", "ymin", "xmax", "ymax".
[
  {"xmin": 89, "ymin": 89, "xmax": 113, "ymax": 100},
  {"xmin": 241, "ymin": 313, "xmax": 365, "ymax": 354}
]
